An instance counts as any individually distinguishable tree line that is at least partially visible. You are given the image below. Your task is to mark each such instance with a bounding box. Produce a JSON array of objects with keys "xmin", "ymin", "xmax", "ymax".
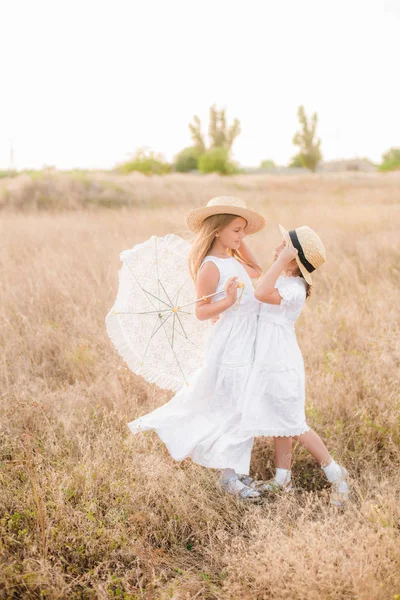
[{"xmin": 115, "ymin": 104, "xmax": 399, "ymax": 176}]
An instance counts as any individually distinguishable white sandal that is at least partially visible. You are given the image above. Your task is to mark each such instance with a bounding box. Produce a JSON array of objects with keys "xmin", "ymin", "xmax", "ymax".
[
  {"xmin": 237, "ymin": 474, "xmax": 254, "ymax": 487},
  {"xmin": 251, "ymin": 478, "xmax": 294, "ymax": 494},
  {"xmin": 219, "ymin": 474, "xmax": 261, "ymax": 500},
  {"xmin": 330, "ymin": 466, "xmax": 350, "ymax": 507}
]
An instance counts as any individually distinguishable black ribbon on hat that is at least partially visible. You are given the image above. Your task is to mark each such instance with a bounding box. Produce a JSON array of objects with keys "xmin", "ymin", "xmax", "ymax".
[{"xmin": 289, "ymin": 230, "xmax": 315, "ymax": 273}]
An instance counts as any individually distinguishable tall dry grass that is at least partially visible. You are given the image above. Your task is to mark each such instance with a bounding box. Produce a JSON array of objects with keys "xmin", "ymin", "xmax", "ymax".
[{"xmin": 0, "ymin": 173, "xmax": 399, "ymax": 599}]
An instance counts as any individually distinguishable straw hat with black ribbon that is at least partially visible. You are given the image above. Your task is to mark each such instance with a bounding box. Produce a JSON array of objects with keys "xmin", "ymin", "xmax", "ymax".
[
  {"xmin": 278, "ymin": 224, "xmax": 326, "ymax": 285},
  {"xmin": 185, "ymin": 196, "xmax": 266, "ymax": 235}
]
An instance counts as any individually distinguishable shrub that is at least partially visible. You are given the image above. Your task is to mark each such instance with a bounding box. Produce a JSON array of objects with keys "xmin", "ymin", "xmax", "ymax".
[
  {"xmin": 260, "ymin": 159, "xmax": 276, "ymax": 169},
  {"xmin": 173, "ymin": 146, "xmax": 201, "ymax": 172},
  {"xmin": 0, "ymin": 170, "xmax": 18, "ymax": 179},
  {"xmin": 198, "ymin": 147, "xmax": 239, "ymax": 175},
  {"xmin": 288, "ymin": 154, "xmax": 304, "ymax": 168},
  {"xmin": 378, "ymin": 147, "xmax": 400, "ymax": 172},
  {"xmin": 116, "ymin": 149, "xmax": 171, "ymax": 176}
]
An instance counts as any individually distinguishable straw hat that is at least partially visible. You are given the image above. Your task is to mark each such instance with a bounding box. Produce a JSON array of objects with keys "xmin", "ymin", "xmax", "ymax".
[
  {"xmin": 185, "ymin": 196, "xmax": 266, "ymax": 235},
  {"xmin": 278, "ymin": 224, "xmax": 326, "ymax": 285}
]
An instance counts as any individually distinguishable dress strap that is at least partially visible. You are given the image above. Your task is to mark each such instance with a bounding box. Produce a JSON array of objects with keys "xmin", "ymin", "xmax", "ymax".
[
  {"xmin": 201, "ymin": 255, "xmax": 218, "ymax": 264},
  {"xmin": 199, "ymin": 255, "xmax": 223, "ymax": 272}
]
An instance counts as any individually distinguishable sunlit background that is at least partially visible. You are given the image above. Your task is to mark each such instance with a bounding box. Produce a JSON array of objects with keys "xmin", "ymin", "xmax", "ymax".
[
  {"xmin": 0, "ymin": 0, "xmax": 399, "ymax": 171},
  {"xmin": 1, "ymin": 2, "xmax": 400, "ymax": 598}
]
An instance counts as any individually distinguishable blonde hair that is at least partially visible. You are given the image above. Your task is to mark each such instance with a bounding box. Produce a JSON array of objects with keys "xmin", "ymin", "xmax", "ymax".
[{"xmin": 188, "ymin": 213, "xmax": 263, "ymax": 281}]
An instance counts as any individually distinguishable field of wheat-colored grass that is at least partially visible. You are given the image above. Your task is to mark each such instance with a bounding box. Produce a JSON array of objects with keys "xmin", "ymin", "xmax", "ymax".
[{"xmin": 1, "ymin": 172, "xmax": 399, "ymax": 599}]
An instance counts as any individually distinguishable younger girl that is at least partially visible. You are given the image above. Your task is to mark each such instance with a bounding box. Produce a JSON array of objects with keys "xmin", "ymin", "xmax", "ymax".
[
  {"xmin": 128, "ymin": 196, "xmax": 266, "ymax": 500},
  {"xmin": 239, "ymin": 225, "xmax": 351, "ymax": 507}
]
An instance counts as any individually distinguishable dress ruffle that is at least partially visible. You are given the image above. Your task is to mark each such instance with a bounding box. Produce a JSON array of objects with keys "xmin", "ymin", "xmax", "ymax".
[
  {"xmin": 212, "ymin": 363, "xmax": 253, "ymax": 415},
  {"xmin": 127, "ymin": 254, "xmax": 260, "ymax": 475},
  {"xmin": 239, "ymin": 424, "xmax": 311, "ymax": 437},
  {"xmin": 240, "ymin": 276, "xmax": 310, "ymax": 438},
  {"xmin": 250, "ymin": 365, "xmax": 300, "ymax": 399},
  {"xmin": 275, "ymin": 276, "xmax": 306, "ymax": 311}
]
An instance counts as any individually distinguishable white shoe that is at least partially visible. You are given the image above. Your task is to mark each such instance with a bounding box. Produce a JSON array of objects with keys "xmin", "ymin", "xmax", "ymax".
[
  {"xmin": 237, "ymin": 474, "xmax": 254, "ymax": 487},
  {"xmin": 250, "ymin": 478, "xmax": 294, "ymax": 494},
  {"xmin": 219, "ymin": 473, "xmax": 261, "ymax": 500},
  {"xmin": 330, "ymin": 466, "xmax": 350, "ymax": 507}
]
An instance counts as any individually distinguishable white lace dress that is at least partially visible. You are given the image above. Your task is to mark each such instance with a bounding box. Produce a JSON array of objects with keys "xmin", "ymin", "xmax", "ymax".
[
  {"xmin": 239, "ymin": 275, "xmax": 312, "ymax": 437},
  {"xmin": 128, "ymin": 255, "xmax": 260, "ymax": 475}
]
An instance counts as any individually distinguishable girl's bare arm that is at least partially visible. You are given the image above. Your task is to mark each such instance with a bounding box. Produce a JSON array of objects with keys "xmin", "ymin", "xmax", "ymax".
[
  {"xmin": 254, "ymin": 259, "xmax": 285, "ymax": 304},
  {"xmin": 255, "ymin": 242, "xmax": 298, "ymax": 304},
  {"xmin": 195, "ymin": 262, "xmax": 237, "ymax": 321}
]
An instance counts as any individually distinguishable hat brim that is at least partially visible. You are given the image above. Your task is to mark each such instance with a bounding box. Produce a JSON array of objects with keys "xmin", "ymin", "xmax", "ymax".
[
  {"xmin": 186, "ymin": 205, "xmax": 266, "ymax": 235},
  {"xmin": 278, "ymin": 224, "xmax": 313, "ymax": 285}
]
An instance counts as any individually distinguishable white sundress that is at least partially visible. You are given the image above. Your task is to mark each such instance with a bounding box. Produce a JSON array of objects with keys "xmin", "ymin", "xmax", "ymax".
[
  {"xmin": 127, "ymin": 255, "xmax": 260, "ymax": 475},
  {"xmin": 239, "ymin": 275, "xmax": 312, "ymax": 437}
]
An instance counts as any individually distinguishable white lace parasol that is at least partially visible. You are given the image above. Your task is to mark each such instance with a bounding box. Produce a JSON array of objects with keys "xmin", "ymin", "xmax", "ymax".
[{"xmin": 105, "ymin": 234, "xmax": 224, "ymax": 392}]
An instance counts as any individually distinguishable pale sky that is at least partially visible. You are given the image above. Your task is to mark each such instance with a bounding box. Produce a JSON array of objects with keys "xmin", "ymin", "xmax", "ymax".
[{"xmin": 0, "ymin": 0, "xmax": 399, "ymax": 170}]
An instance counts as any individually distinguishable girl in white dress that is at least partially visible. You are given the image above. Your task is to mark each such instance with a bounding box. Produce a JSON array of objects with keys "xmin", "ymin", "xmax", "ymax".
[
  {"xmin": 239, "ymin": 225, "xmax": 351, "ymax": 507},
  {"xmin": 127, "ymin": 196, "xmax": 266, "ymax": 500}
]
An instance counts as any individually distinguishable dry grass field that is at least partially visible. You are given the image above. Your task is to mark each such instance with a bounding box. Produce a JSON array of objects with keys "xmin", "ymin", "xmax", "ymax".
[{"xmin": 1, "ymin": 172, "xmax": 400, "ymax": 599}]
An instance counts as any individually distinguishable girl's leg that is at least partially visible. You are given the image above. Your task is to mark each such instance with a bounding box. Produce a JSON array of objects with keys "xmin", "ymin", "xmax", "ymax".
[
  {"xmin": 273, "ymin": 436, "xmax": 293, "ymax": 486},
  {"xmin": 251, "ymin": 437, "xmax": 293, "ymax": 492},
  {"xmin": 292, "ymin": 429, "xmax": 331, "ymax": 466},
  {"xmin": 293, "ymin": 429, "xmax": 350, "ymax": 506},
  {"xmin": 274, "ymin": 436, "xmax": 293, "ymax": 469}
]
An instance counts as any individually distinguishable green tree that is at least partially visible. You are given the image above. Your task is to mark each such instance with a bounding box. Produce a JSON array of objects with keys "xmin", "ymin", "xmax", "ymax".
[
  {"xmin": 189, "ymin": 105, "xmax": 241, "ymax": 154},
  {"xmin": 189, "ymin": 115, "xmax": 206, "ymax": 154},
  {"xmin": 378, "ymin": 147, "xmax": 400, "ymax": 172},
  {"xmin": 180, "ymin": 105, "xmax": 242, "ymax": 174},
  {"xmin": 198, "ymin": 147, "xmax": 239, "ymax": 175},
  {"xmin": 288, "ymin": 153, "xmax": 304, "ymax": 168},
  {"xmin": 173, "ymin": 146, "xmax": 202, "ymax": 173},
  {"xmin": 292, "ymin": 106, "xmax": 322, "ymax": 172},
  {"xmin": 260, "ymin": 159, "xmax": 276, "ymax": 169},
  {"xmin": 208, "ymin": 104, "xmax": 241, "ymax": 151}
]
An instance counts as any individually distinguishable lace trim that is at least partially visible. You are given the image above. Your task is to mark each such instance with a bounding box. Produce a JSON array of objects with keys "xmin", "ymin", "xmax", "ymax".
[
  {"xmin": 238, "ymin": 425, "xmax": 311, "ymax": 437},
  {"xmin": 120, "ymin": 233, "xmax": 190, "ymax": 262}
]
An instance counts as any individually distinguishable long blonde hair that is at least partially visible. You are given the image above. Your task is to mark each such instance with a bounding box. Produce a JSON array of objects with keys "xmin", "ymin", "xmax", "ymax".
[{"xmin": 188, "ymin": 213, "xmax": 263, "ymax": 281}]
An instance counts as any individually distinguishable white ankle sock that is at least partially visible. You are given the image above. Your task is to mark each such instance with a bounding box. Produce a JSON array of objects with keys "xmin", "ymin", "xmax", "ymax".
[
  {"xmin": 322, "ymin": 458, "xmax": 342, "ymax": 482},
  {"xmin": 275, "ymin": 468, "xmax": 291, "ymax": 486}
]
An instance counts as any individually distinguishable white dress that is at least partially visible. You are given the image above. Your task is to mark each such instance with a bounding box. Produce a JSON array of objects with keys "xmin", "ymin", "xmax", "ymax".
[
  {"xmin": 239, "ymin": 275, "xmax": 312, "ymax": 437},
  {"xmin": 127, "ymin": 255, "xmax": 260, "ymax": 475}
]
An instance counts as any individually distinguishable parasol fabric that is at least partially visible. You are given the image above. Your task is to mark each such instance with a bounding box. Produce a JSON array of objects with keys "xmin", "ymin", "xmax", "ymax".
[{"xmin": 105, "ymin": 234, "xmax": 215, "ymax": 392}]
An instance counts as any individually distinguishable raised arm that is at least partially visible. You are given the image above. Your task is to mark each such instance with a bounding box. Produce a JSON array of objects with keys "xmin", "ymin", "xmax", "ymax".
[{"xmin": 254, "ymin": 240, "xmax": 298, "ymax": 304}]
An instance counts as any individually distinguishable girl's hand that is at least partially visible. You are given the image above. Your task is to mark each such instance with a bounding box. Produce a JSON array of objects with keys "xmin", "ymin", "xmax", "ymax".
[
  {"xmin": 211, "ymin": 315, "xmax": 220, "ymax": 325},
  {"xmin": 224, "ymin": 276, "xmax": 239, "ymax": 306},
  {"xmin": 278, "ymin": 238, "xmax": 298, "ymax": 265}
]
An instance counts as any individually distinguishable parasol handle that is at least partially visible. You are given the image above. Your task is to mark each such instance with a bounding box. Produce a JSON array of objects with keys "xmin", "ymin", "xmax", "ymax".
[
  {"xmin": 177, "ymin": 282, "xmax": 245, "ymax": 310},
  {"xmin": 113, "ymin": 282, "xmax": 245, "ymax": 316}
]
